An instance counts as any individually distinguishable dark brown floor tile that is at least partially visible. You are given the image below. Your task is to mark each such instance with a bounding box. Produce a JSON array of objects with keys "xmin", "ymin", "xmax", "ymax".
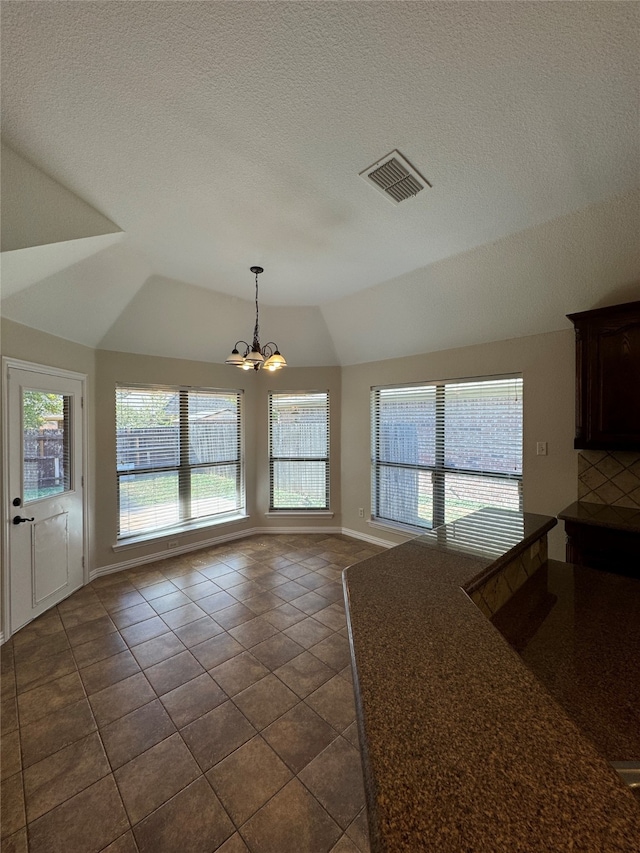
[
  {"xmin": 253, "ymin": 571, "xmax": 289, "ymax": 590},
  {"xmin": 89, "ymin": 672, "xmax": 156, "ymax": 728},
  {"xmin": 17, "ymin": 671, "xmax": 85, "ymax": 727},
  {"xmin": 100, "ymin": 699, "xmax": 175, "ymax": 769},
  {"xmin": 20, "ymin": 698, "xmax": 96, "ymax": 769},
  {"xmin": 181, "ymin": 579, "xmax": 222, "ymax": 601},
  {"xmin": 213, "ymin": 571, "xmax": 249, "ymax": 590},
  {"xmin": 160, "ymin": 602, "xmax": 207, "ymax": 629},
  {"xmin": 80, "ymin": 650, "xmax": 141, "ymax": 695},
  {"xmin": 269, "ymin": 580, "xmax": 309, "ymax": 602},
  {"xmin": 1, "ymin": 670, "xmax": 16, "ymax": 702},
  {"xmin": 236, "ymin": 564, "xmax": 272, "ymax": 581},
  {"xmin": 169, "ymin": 570, "xmax": 209, "ymax": 589},
  {"xmin": 228, "ymin": 616, "xmax": 279, "ymax": 649},
  {"xmin": 314, "ymin": 604, "xmax": 347, "ymax": 631},
  {"xmin": 262, "ymin": 703, "xmax": 337, "ymax": 774},
  {"xmin": 1, "ymin": 695, "xmax": 18, "ymax": 735},
  {"xmin": 139, "ymin": 580, "xmax": 179, "ymax": 601},
  {"xmin": 343, "ymin": 721, "xmax": 360, "ymax": 750},
  {"xmin": 217, "ymin": 834, "xmax": 250, "ymax": 853},
  {"xmin": 160, "ymin": 673, "xmax": 227, "ymax": 728},
  {"xmin": 100, "ymin": 830, "xmax": 139, "ymax": 853},
  {"xmin": 233, "ymin": 675, "xmax": 298, "ymax": 731},
  {"xmin": 251, "ymin": 633, "xmax": 305, "ymax": 670},
  {"xmin": 12, "ymin": 610, "xmax": 64, "ymax": 648},
  {"xmin": 133, "ymin": 776, "xmax": 233, "ymax": 853},
  {"xmin": 297, "ymin": 572, "xmax": 330, "ymax": 591},
  {"xmin": 127, "ymin": 569, "xmax": 167, "ymax": 590},
  {"xmin": 305, "ymin": 674, "xmax": 356, "ymax": 732},
  {"xmin": 242, "ymin": 591, "xmax": 285, "ymax": 616},
  {"xmin": 209, "ymin": 652, "xmax": 269, "ymax": 697},
  {"xmin": 181, "ymin": 701, "xmax": 255, "ymax": 771},
  {"xmin": 299, "ymin": 737, "xmax": 365, "ymax": 829},
  {"xmin": 290, "ymin": 591, "xmax": 333, "ymax": 616},
  {"xmin": 1, "ymin": 729, "xmax": 21, "ymax": 780},
  {"xmin": 23, "ymin": 731, "xmax": 110, "ymax": 822},
  {"xmin": 66, "ymin": 614, "xmax": 117, "ymax": 647},
  {"xmin": 226, "ymin": 580, "xmax": 265, "ymax": 601},
  {"xmin": 151, "ymin": 590, "xmax": 193, "ymax": 614},
  {"xmin": 199, "ymin": 563, "xmax": 237, "ymax": 582},
  {"xmin": 144, "ymin": 650, "xmax": 204, "ymax": 696},
  {"xmin": 207, "ymin": 735, "xmax": 291, "ymax": 826},
  {"xmin": 173, "ymin": 615, "xmax": 224, "ymax": 647},
  {"xmin": 331, "ymin": 835, "xmax": 361, "ymax": 853},
  {"xmin": 111, "ymin": 602, "xmax": 157, "ymax": 629},
  {"xmin": 346, "ymin": 808, "xmax": 370, "ymax": 852},
  {"xmin": 130, "ymin": 633, "xmax": 185, "ymax": 669},
  {"xmin": 262, "ymin": 603, "xmax": 307, "ymax": 631},
  {"xmin": 190, "ymin": 633, "xmax": 244, "ymax": 670},
  {"xmin": 101, "ymin": 590, "xmax": 147, "ymax": 614},
  {"xmin": 212, "ymin": 602, "xmax": 257, "ymax": 630},
  {"xmin": 309, "ymin": 633, "xmax": 352, "ymax": 672},
  {"xmin": 1, "ymin": 828, "xmax": 28, "ymax": 853},
  {"xmin": 222, "ymin": 555, "xmax": 256, "ymax": 570},
  {"xmin": 28, "ymin": 774, "xmax": 129, "ymax": 853},
  {"xmin": 114, "ymin": 732, "xmax": 200, "ymax": 824},
  {"xmin": 93, "ymin": 580, "xmax": 137, "ymax": 602},
  {"xmin": 240, "ymin": 778, "xmax": 341, "ymax": 853},
  {"xmin": 277, "ymin": 563, "xmax": 310, "ymax": 580},
  {"xmin": 1, "ymin": 772, "xmax": 25, "ymax": 839},
  {"xmin": 13, "ymin": 631, "xmax": 70, "ymax": 666},
  {"xmin": 15, "ymin": 649, "xmax": 77, "ymax": 695},
  {"xmin": 197, "ymin": 590, "xmax": 238, "ymax": 615},
  {"xmin": 274, "ymin": 652, "xmax": 334, "ymax": 699},
  {"xmin": 120, "ymin": 615, "xmax": 170, "ymax": 648},
  {"xmin": 59, "ymin": 600, "xmax": 110, "ymax": 629},
  {"xmin": 283, "ymin": 617, "xmax": 333, "ymax": 649},
  {"xmin": 72, "ymin": 632, "xmax": 127, "ymax": 669}
]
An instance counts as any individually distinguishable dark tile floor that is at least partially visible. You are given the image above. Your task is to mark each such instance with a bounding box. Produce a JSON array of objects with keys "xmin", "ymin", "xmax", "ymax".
[{"xmin": 1, "ymin": 533, "xmax": 383, "ymax": 853}]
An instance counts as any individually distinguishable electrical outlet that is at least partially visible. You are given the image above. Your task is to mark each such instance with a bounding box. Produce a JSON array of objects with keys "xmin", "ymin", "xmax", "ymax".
[
  {"xmin": 536, "ymin": 442, "xmax": 548, "ymax": 456},
  {"xmin": 167, "ymin": 540, "xmax": 179, "ymax": 549},
  {"xmin": 358, "ymin": 507, "xmax": 364, "ymax": 518}
]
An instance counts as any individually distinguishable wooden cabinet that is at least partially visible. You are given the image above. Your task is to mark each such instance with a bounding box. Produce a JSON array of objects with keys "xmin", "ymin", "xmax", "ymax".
[{"xmin": 567, "ymin": 301, "xmax": 640, "ymax": 450}]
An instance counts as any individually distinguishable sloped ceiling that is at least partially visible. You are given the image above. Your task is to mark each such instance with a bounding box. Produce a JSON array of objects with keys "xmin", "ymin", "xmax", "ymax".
[{"xmin": 1, "ymin": 1, "xmax": 639, "ymax": 365}]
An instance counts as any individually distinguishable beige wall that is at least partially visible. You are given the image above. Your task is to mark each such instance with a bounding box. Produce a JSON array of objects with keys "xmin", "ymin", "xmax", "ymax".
[{"xmin": 341, "ymin": 329, "xmax": 577, "ymax": 559}]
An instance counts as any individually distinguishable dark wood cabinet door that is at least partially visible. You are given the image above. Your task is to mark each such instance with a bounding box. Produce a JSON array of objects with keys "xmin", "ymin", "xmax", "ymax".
[{"xmin": 568, "ymin": 301, "xmax": 640, "ymax": 450}]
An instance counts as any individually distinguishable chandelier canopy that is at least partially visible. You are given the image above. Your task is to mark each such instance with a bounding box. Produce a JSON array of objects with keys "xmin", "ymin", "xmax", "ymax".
[{"xmin": 225, "ymin": 266, "xmax": 287, "ymax": 371}]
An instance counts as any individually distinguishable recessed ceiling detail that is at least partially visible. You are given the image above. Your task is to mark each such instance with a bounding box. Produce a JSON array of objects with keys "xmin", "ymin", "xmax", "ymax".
[{"xmin": 360, "ymin": 150, "xmax": 432, "ymax": 205}]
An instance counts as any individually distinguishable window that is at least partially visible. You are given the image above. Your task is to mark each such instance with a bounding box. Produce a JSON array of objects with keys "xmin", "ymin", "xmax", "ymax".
[
  {"xmin": 116, "ymin": 385, "xmax": 243, "ymax": 538},
  {"xmin": 371, "ymin": 376, "xmax": 522, "ymax": 530},
  {"xmin": 269, "ymin": 391, "xmax": 330, "ymax": 510}
]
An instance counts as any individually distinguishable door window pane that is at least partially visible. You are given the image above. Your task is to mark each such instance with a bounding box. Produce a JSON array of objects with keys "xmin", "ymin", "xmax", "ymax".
[{"xmin": 23, "ymin": 391, "xmax": 71, "ymax": 502}]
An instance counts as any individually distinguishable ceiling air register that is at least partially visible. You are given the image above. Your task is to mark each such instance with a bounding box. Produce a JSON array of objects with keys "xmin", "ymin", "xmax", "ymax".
[{"xmin": 360, "ymin": 150, "xmax": 431, "ymax": 205}]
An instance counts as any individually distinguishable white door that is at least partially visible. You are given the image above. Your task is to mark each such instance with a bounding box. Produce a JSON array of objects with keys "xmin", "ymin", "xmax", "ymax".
[{"xmin": 6, "ymin": 363, "xmax": 85, "ymax": 635}]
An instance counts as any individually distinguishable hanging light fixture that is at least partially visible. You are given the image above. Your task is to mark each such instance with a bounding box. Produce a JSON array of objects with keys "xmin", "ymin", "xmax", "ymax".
[{"xmin": 225, "ymin": 266, "xmax": 287, "ymax": 372}]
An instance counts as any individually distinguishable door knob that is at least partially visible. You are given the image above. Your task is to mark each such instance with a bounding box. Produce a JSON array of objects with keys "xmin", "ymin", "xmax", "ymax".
[{"xmin": 13, "ymin": 515, "xmax": 34, "ymax": 524}]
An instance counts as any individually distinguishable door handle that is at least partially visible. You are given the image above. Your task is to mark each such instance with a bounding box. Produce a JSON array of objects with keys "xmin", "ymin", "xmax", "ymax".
[{"xmin": 13, "ymin": 515, "xmax": 35, "ymax": 524}]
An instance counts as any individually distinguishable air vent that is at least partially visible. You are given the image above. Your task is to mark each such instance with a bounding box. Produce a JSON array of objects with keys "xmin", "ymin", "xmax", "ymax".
[{"xmin": 360, "ymin": 150, "xmax": 431, "ymax": 205}]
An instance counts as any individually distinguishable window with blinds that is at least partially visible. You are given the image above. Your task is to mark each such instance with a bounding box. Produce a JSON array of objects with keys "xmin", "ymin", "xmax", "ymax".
[
  {"xmin": 116, "ymin": 385, "xmax": 243, "ymax": 538},
  {"xmin": 269, "ymin": 391, "xmax": 330, "ymax": 510},
  {"xmin": 371, "ymin": 376, "xmax": 522, "ymax": 530}
]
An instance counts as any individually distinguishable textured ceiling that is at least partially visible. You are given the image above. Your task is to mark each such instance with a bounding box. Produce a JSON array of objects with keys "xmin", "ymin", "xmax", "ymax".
[{"xmin": 1, "ymin": 1, "xmax": 639, "ymax": 364}]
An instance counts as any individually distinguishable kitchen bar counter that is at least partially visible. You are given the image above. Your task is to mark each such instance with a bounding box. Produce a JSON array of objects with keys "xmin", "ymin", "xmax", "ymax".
[
  {"xmin": 558, "ymin": 501, "xmax": 640, "ymax": 534},
  {"xmin": 343, "ymin": 509, "xmax": 639, "ymax": 852}
]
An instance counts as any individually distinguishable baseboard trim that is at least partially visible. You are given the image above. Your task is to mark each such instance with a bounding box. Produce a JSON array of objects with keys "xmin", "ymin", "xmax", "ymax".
[
  {"xmin": 340, "ymin": 527, "xmax": 396, "ymax": 549},
  {"xmin": 90, "ymin": 524, "xmax": 346, "ymax": 581}
]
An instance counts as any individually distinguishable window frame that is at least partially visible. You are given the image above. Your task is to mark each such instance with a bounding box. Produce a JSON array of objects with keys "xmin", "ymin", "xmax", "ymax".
[
  {"xmin": 116, "ymin": 383, "xmax": 244, "ymax": 540},
  {"xmin": 268, "ymin": 390, "xmax": 330, "ymax": 512},
  {"xmin": 371, "ymin": 374, "xmax": 523, "ymax": 532}
]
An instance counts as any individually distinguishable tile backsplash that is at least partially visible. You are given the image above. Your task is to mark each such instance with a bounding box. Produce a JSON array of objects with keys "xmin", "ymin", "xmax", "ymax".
[{"xmin": 578, "ymin": 450, "xmax": 640, "ymax": 509}]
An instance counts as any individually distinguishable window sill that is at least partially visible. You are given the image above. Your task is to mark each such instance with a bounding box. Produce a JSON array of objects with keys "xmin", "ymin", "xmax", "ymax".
[
  {"xmin": 113, "ymin": 513, "xmax": 250, "ymax": 551},
  {"xmin": 367, "ymin": 517, "xmax": 429, "ymax": 537},
  {"xmin": 264, "ymin": 510, "xmax": 334, "ymax": 518}
]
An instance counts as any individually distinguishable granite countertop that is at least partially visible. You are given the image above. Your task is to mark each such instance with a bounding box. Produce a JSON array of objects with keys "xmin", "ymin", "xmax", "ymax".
[
  {"xmin": 343, "ymin": 509, "xmax": 640, "ymax": 852},
  {"xmin": 558, "ymin": 501, "xmax": 640, "ymax": 533}
]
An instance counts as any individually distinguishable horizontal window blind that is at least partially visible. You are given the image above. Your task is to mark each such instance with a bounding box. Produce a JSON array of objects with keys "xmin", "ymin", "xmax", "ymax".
[
  {"xmin": 269, "ymin": 391, "xmax": 329, "ymax": 510},
  {"xmin": 372, "ymin": 376, "xmax": 522, "ymax": 530},
  {"xmin": 116, "ymin": 385, "xmax": 243, "ymax": 538}
]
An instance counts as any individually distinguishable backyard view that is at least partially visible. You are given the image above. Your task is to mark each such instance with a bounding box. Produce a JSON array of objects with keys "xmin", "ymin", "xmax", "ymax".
[{"xmin": 22, "ymin": 390, "xmax": 69, "ymax": 502}]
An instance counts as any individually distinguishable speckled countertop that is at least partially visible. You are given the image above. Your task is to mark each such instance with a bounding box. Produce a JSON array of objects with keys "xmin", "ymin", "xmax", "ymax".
[
  {"xmin": 343, "ymin": 509, "xmax": 640, "ymax": 852},
  {"xmin": 558, "ymin": 501, "xmax": 640, "ymax": 533}
]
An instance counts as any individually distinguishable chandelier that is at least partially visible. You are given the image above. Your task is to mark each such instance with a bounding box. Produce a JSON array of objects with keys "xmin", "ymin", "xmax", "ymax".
[{"xmin": 225, "ymin": 266, "xmax": 287, "ymax": 371}]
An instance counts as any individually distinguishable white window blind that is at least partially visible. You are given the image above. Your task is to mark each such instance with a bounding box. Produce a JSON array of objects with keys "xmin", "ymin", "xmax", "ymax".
[
  {"xmin": 116, "ymin": 385, "xmax": 243, "ymax": 538},
  {"xmin": 371, "ymin": 376, "xmax": 522, "ymax": 530},
  {"xmin": 269, "ymin": 391, "xmax": 330, "ymax": 510}
]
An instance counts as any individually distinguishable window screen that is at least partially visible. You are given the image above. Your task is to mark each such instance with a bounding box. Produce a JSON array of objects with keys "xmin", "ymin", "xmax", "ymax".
[
  {"xmin": 116, "ymin": 385, "xmax": 243, "ymax": 537},
  {"xmin": 269, "ymin": 391, "xmax": 330, "ymax": 510},
  {"xmin": 372, "ymin": 376, "xmax": 522, "ymax": 530}
]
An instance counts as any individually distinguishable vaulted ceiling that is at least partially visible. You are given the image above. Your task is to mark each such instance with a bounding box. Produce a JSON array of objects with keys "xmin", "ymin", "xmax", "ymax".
[{"xmin": 1, "ymin": 2, "xmax": 639, "ymax": 365}]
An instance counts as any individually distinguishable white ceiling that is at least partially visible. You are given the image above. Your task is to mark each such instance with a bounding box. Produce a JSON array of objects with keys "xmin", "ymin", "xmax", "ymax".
[{"xmin": 1, "ymin": 1, "xmax": 639, "ymax": 365}]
